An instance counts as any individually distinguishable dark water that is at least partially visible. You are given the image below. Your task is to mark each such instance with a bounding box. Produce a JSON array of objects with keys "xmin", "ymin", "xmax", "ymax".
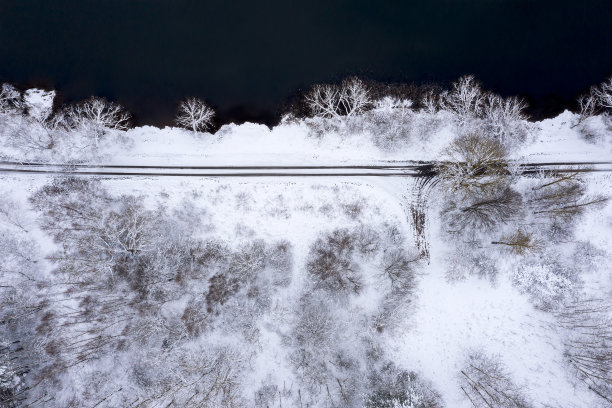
[{"xmin": 1, "ymin": 0, "xmax": 610, "ymax": 127}]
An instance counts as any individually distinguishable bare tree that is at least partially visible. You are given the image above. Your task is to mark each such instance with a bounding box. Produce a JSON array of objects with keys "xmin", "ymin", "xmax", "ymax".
[
  {"xmin": 593, "ymin": 76, "xmax": 612, "ymax": 110},
  {"xmin": 306, "ymin": 229, "xmax": 362, "ymax": 295},
  {"xmin": 175, "ymin": 97, "xmax": 215, "ymax": 133},
  {"xmin": 459, "ymin": 352, "xmax": 533, "ymax": 408},
  {"xmin": 443, "ymin": 187, "xmax": 522, "ymax": 233},
  {"xmin": 305, "ymin": 84, "xmax": 341, "ymax": 119},
  {"xmin": 573, "ymin": 91, "xmax": 598, "ymax": 127},
  {"xmin": 530, "ymin": 176, "xmax": 608, "ymax": 222},
  {"xmin": 439, "ymin": 75, "xmax": 485, "ymax": 127},
  {"xmin": 438, "ymin": 134, "xmax": 510, "ymax": 199},
  {"xmin": 555, "ymin": 298, "xmax": 612, "ymax": 403},
  {"xmin": 305, "ymin": 77, "xmax": 372, "ymax": 120},
  {"xmin": 492, "ymin": 229, "xmax": 541, "ymax": 255},
  {"xmin": 339, "ymin": 77, "xmax": 372, "ymax": 117},
  {"xmin": 69, "ymin": 96, "xmax": 131, "ymax": 142},
  {"xmin": 380, "ymin": 248, "xmax": 419, "ymax": 291}
]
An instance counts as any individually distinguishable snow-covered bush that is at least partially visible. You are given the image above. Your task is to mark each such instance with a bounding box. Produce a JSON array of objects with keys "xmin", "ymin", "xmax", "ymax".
[
  {"xmin": 482, "ymin": 94, "xmax": 528, "ymax": 148},
  {"xmin": 529, "ymin": 173, "xmax": 607, "ymax": 223},
  {"xmin": 363, "ymin": 97, "xmax": 415, "ymax": 150},
  {"xmin": 288, "ymin": 295, "xmax": 339, "ymax": 392},
  {"xmin": 0, "ymin": 87, "xmax": 133, "ymax": 161},
  {"xmin": 439, "ymin": 76, "xmax": 529, "ymax": 148},
  {"xmin": 355, "ymin": 224, "xmax": 382, "ymax": 258},
  {"xmin": 512, "ymin": 255, "xmax": 580, "ymax": 309},
  {"xmin": 459, "ymin": 352, "xmax": 533, "ymax": 408},
  {"xmin": 366, "ymin": 363, "xmax": 443, "ymax": 408},
  {"xmin": 0, "ymin": 341, "xmax": 25, "ymax": 408},
  {"xmin": 0, "ymin": 83, "xmax": 23, "ymax": 115},
  {"xmin": 445, "ymin": 246, "xmax": 498, "ymax": 283}
]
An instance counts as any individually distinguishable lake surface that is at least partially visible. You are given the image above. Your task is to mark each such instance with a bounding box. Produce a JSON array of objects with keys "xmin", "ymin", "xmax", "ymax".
[{"xmin": 1, "ymin": 0, "xmax": 610, "ymax": 126}]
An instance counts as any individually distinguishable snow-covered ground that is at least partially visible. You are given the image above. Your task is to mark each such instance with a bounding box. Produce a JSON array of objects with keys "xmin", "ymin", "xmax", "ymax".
[
  {"xmin": 1, "ymin": 88, "xmax": 611, "ymax": 407},
  {"xmin": 93, "ymin": 111, "xmax": 611, "ymax": 166}
]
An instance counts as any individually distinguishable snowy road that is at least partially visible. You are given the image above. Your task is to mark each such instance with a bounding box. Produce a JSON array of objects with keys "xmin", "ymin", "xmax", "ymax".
[{"xmin": 0, "ymin": 160, "xmax": 611, "ymax": 177}]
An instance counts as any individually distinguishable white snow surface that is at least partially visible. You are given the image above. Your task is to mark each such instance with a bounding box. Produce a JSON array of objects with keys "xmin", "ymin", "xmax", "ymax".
[
  {"xmin": 90, "ymin": 111, "xmax": 611, "ymax": 166},
  {"xmin": 1, "ymin": 102, "xmax": 611, "ymax": 407}
]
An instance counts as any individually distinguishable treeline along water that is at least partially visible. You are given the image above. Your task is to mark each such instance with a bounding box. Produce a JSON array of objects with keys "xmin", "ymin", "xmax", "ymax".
[{"xmin": 0, "ymin": 0, "xmax": 610, "ymax": 127}]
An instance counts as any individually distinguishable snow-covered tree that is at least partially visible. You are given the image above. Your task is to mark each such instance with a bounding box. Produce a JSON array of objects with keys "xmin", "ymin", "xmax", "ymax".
[
  {"xmin": 483, "ymin": 94, "xmax": 528, "ymax": 145},
  {"xmin": 439, "ymin": 75, "xmax": 485, "ymax": 128},
  {"xmin": 175, "ymin": 97, "xmax": 215, "ymax": 133},
  {"xmin": 0, "ymin": 84, "xmax": 22, "ymax": 115}
]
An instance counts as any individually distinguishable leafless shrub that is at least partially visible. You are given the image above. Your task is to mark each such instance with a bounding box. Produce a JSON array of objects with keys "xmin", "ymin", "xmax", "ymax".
[
  {"xmin": 574, "ymin": 91, "xmax": 598, "ymax": 127},
  {"xmin": 382, "ymin": 223, "xmax": 405, "ymax": 248},
  {"xmin": 363, "ymin": 97, "xmax": 414, "ymax": 150},
  {"xmin": 181, "ymin": 299, "xmax": 208, "ymax": 337},
  {"xmin": 342, "ymin": 199, "xmax": 364, "ymax": 219},
  {"xmin": 438, "ymin": 76, "xmax": 529, "ymax": 147},
  {"xmin": 229, "ymin": 240, "xmax": 266, "ymax": 280},
  {"xmin": 420, "ymin": 89, "xmax": 440, "ymax": 115},
  {"xmin": 267, "ymin": 240, "xmax": 293, "ymax": 287},
  {"xmin": 306, "ymin": 229, "xmax": 362, "ymax": 295},
  {"xmin": 206, "ymin": 272, "xmax": 241, "ymax": 314},
  {"xmin": 135, "ymin": 344, "xmax": 247, "ymax": 407},
  {"xmin": 254, "ymin": 383, "xmax": 289, "ymax": 408},
  {"xmin": 459, "ymin": 352, "xmax": 533, "ymax": 408},
  {"xmin": 0, "ymin": 339, "xmax": 26, "ymax": 408}
]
